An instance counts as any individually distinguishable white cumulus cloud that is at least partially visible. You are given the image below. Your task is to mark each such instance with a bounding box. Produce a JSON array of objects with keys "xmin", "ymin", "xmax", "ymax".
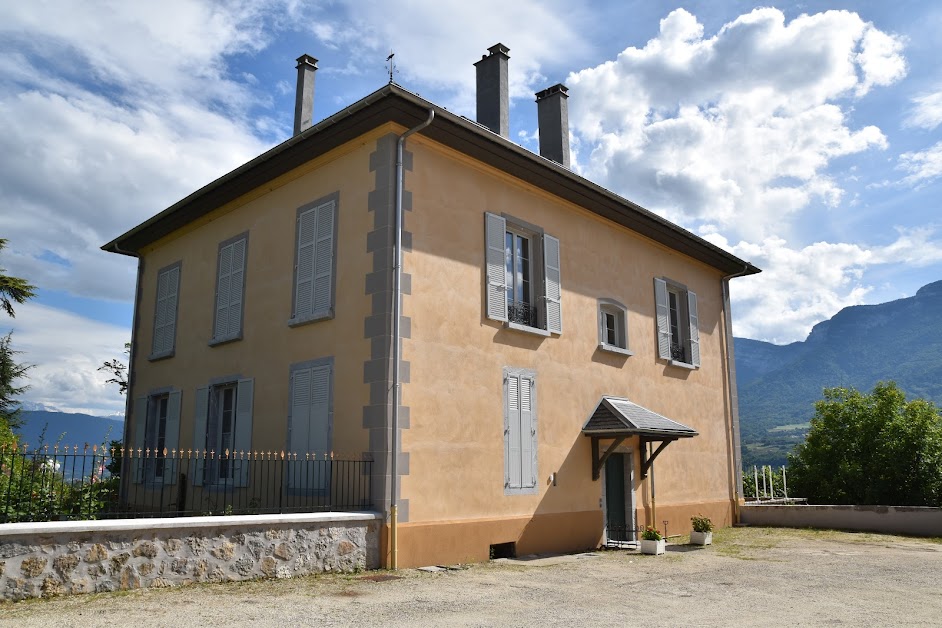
[
  {"xmin": 0, "ymin": 0, "xmax": 283, "ymax": 302},
  {"xmin": 707, "ymin": 227, "xmax": 942, "ymax": 343},
  {"xmin": 906, "ymin": 90, "xmax": 942, "ymax": 130},
  {"xmin": 1, "ymin": 303, "xmax": 130, "ymax": 416},
  {"xmin": 567, "ymin": 8, "xmax": 905, "ymax": 240},
  {"xmin": 898, "ymin": 141, "xmax": 942, "ymax": 186}
]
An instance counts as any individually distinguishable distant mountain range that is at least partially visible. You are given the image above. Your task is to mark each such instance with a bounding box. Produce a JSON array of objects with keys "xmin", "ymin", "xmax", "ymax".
[
  {"xmin": 735, "ymin": 279, "xmax": 942, "ymax": 467},
  {"xmin": 10, "ymin": 411, "xmax": 124, "ymax": 449}
]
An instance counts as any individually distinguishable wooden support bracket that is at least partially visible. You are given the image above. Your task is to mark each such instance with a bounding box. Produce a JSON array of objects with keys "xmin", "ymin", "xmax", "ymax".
[
  {"xmin": 640, "ymin": 438, "xmax": 674, "ymax": 479},
  {"xmin": 591, "ymin": 435, "xmax": 626, "ymax": 480}
]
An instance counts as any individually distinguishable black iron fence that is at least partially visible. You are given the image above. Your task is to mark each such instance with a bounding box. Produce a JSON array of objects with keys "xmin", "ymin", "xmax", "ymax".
[{"xmin": 0, "ymin": 443, "xmax": 373, "ymax": 523}]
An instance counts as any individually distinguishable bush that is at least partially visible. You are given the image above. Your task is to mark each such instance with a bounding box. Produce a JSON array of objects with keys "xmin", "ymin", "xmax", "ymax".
[
  {"xmin": 788, "ymin": 382, "xmax": 942, "ymax": 506},
  {"xmin": 691, "ymin": 515, "xmax": 713, "ymax": 533},
  {"xmin": 641, "ymin": 527, "xmax": 663, "ymax": 541}
]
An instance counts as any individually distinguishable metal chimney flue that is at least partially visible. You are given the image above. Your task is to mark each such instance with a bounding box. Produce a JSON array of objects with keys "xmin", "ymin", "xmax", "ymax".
[
  {"xmin": 536, "ymin": 83, "xmax": 570, "ymax": 168},
  {"xmin": 294, "ymin": 54, "xmax": 318, "ymax": 135},
  {"xmin": 474, "ymin": 43, "xmax": 510, "ymax": 137}
]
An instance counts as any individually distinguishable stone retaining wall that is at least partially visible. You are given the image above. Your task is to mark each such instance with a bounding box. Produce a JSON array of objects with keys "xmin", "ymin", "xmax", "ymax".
[
  {"xmin": 0, "ymin": 512, "xmax": 382, "ymax": 602},
  {"xmin": 741, "ymin": 504, "xmax": 942, "ymax": 537}
]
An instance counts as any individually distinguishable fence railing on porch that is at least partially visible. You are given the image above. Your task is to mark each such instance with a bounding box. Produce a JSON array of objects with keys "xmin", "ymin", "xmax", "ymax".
[{"xmin": 0, "ymin": 443, "xmax": 373, "ymax": 523}]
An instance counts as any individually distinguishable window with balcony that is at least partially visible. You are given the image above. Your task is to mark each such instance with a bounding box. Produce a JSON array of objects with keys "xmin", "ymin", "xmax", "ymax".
[
  {"xmin": 654, "ymin": 278, "xmax": 700, "ymax": 368},
  {"xmin": 485, "ymin": 212, "xmax": 561, "ymax": 335}
]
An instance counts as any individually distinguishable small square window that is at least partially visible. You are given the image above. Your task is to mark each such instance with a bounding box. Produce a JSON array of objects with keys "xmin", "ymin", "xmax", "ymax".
[{"xmin": 598, "ymin": 299, "xmax": 631, "ymax": 356}]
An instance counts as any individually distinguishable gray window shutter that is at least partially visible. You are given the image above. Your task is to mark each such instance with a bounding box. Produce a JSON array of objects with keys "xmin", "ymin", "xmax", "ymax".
[
  {"xmin": 310, "ymin": 365, "xmax": 331, "ymax": 490},
  {"xmin": 520, "ymin": 376, "xmax": 536, "ymax": 488},
  {"xmin": 503, "ymin": 376, "xmax": 511, "ymax": 488},
  {"xmin": 287, "ymin": 368, "xmax": 311, "ymax": 489},
  {"xmin": 214, "ymin": 244, "xmax": 232, "ymax": 339},
  {"xmin": 485, "ymin": 212, "xmax": 508, "ymax": 322},
  {"xmin": 132, "ymin": 396, "xmax": 147, "ymax": 484},
  {"xmin": 543, "ymin": 234, "xmax": 562, "ymax": 334},
  {"xmin": 153, "ymin": 266, "xmax": 180, "ymax": 355},
  {"xmin": 688, "ymin": 290, "xmax": 700, "ymax": 367},
  {"xmin": 163, "ymin": 390, "xmax": 182, "ymax": 485},
  {"xmin": 192, "ymin": 386, "xmax": 209, "ymax": 486},
  {"xmin": 288, "ymin": 365, "xmax": 331, "ymax": 491},
  {"xmin": 507, "ymin": 374, "xmax": 522, "ymax": 489},
  {"xmin": 313, "ymin": 201, "xmax": 335, "ymax": 314},
  {"xmin": 654, "ymin": 278, "xmax": 671, "ymax": 360},
  {"xmin": 214, "ymin": 238, "xmax": 245, "ymax": 341},
  {"xmin": 295, "ymin": 208, "xmax": 317, "ymax": 318},
  {"xmin": 233, "ymin": 378, "xmax": 254, "ymax": 487}
]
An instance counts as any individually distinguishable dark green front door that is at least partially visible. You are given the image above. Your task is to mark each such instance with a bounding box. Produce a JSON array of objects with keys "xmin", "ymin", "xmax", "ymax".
[{"xmin": 605, "ymin": 454, "xmax": 627, "ymax": 541}]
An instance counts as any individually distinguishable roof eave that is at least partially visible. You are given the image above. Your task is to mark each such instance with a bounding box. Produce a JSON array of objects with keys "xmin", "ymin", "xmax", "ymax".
[{"xmin": 102, "ymin": 84, "xmax": 760, "ymax": 276}]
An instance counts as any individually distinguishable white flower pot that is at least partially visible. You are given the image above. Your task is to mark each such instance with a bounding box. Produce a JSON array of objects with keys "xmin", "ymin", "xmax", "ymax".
[
  {"xmin": 640, "ymin": 539, "xmax": 666, "ymax": 555},
  {"xmin": 690, "ymin": 531, "xmax": 713, "ymax": 546}
]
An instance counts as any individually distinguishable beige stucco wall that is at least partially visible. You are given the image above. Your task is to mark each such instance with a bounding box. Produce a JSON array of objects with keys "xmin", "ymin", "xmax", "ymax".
[
  {"xmin": 130, "ymin": 129, "xmax": 388, "ymax": 459},
  {"xmin": 125, "ymin": 121, "xmax": 740, "ymax": 564},
  {"xmin": 399, "ymin": 137, "xmax": 737, "ymax": 538}
]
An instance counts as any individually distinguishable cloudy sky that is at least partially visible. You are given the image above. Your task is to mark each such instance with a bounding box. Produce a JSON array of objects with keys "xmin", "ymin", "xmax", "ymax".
[{"xmin": 1, "ymin": 0, "xmax": 940, "ymax": 416}]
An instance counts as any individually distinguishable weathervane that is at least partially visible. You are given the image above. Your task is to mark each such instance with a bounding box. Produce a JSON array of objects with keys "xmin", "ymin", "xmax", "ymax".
[{"xmin": 386, "ymin": 50, "xmax": 397, "ymax": 84}]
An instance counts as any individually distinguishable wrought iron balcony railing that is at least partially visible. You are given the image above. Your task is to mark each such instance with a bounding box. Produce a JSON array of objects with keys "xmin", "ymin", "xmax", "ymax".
[{"xmin": 508, "ymin": 300, "xmax": 538, "ymax": 327}]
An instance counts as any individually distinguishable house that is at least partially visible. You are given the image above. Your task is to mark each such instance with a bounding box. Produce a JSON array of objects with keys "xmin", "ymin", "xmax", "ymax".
[{"xmin": 103, "ymin": 44, "xmax": 759, "ymax": 568}]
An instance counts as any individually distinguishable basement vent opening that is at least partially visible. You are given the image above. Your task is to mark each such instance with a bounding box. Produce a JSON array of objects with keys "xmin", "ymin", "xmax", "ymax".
[{"xmin": 489, "ymin": 542, "xmax": 516, "ymax": 559}]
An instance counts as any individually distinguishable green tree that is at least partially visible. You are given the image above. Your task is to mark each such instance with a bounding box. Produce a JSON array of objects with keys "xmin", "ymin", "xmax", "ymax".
[
  {"xmin": 0, "ymin": 239, "xmax": 36, "ymax": 431},
  {"xmin": 99, "ymin": 342, "xmax": 130, "ymax": 396},
  {"xmin": 788, "ymin": 382, "xmax": 942, "ymax": 506},
  {"xmin": 0, "ymin": 238, "xmax": 36, "ymax": 318},
  {"xmin": 0, "ymin": 332, "xmax": 31, "ymax": 430}
]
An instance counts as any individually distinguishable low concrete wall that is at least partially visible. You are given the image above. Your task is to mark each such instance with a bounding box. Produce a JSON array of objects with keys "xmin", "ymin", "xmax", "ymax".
[
  {"xmin": 0, "ymin": 512, "xmax": 382, "ymax": 602},
  {"xmin": 741, "ymin": 504, "xmax": 942, "ymax": 537}
]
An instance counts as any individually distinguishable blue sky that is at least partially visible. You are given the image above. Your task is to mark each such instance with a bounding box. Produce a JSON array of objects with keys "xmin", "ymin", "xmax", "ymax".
[{"xmin": 1, "ymin": 0, "xmax": 940, "ymax": 415}]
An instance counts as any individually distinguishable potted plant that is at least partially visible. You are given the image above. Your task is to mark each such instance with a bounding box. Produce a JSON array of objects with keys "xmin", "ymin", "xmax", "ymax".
[
  {"xmin": 640, "ymin": 527, "xmax": 666, "ymax": 555},
  {"xmin": 689, "ymin": 515, "xmax": 713, "ymax": 546}
]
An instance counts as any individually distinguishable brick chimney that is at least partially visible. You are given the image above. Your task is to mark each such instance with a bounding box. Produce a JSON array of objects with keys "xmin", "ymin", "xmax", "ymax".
[
  {"xmin": 474, "ymin": 44, "xmax": 510, "ymax": 137},
  {"xmin": 535, "ymin": 84, "xmax": 570, "ymax": 168},
  {"xmin": 294, "ymin": 54, "xmax": 318, "ymax": 135}
]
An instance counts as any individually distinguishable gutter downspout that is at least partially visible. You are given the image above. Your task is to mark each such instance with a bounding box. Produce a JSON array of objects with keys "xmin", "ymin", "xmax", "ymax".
[
  {"xmin": 390, "ymin": 109, "xmax": 435, "ymax": 570},
  {"xmin": 722, "ymin": 264, "xmax": 750, "ymax": 524}
]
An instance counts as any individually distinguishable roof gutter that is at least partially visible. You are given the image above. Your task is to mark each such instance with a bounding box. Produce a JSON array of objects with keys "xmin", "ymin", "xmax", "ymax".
[
  {"xmin": 721, "ymin": 264, "xmax": 751, "ymax": 523},
  {"xmin": 390, "ymin": 108, "xmax": 434, "ymax": 570}
]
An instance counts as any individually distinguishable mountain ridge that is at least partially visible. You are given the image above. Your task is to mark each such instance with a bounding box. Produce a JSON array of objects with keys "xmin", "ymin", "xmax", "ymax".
[{"xmin": 735, "ymin": 279, "xmax": 942, "ymax": 466}]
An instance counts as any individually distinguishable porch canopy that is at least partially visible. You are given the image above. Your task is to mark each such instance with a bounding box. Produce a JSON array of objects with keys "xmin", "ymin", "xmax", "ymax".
[{"xmin": 582, "ymin": 396, "xmax": 698, "ymax": 480}]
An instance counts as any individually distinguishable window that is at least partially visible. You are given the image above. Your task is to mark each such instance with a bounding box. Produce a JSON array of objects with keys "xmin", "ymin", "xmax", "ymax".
[
  {"xmin": 504, "ymin": 368, "xmax": 538, "ymax": 494},
  {"xmin": 287, "ymin": 358, "xmax": 333, "ymax": 492},
  {"xmin": 598, "ymin": 298, "xmax": 631, "ymax": 355},
  {"xmin": 150, "ymin": 262, "xmax": 181, "ymax": 359},
  {"xmin": 131, "ymin": 390, "xmax": 181, "ymax": 484},
  {"xmin": 291, "ymin": 195, "xmax": 337, "ymax": 326},
  {"xmin": 211, "ymin": 233, "xmax": 247, "ymax": 345},
  {"xmin": 654, "ymin": 278, "xmax": 700, "ymax": 367},
  {"xmin": 192, "ymin": 378, "xmax": 254, "ymax": 487},
  {"xmin": 485, "ymin": 212, "xmax": 562, "ymax": 335}
]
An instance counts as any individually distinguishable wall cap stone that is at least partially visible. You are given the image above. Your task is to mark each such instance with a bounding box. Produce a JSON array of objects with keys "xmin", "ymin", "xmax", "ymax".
[{"xmin": 0, "ymin": 511, "xmax": 383, "ymax": 538}]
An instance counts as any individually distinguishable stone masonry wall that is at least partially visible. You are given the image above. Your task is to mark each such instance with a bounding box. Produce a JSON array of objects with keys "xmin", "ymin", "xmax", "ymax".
[{"xmin": 0, "ymin": 513, "xmax": 381, "ymax": 602}]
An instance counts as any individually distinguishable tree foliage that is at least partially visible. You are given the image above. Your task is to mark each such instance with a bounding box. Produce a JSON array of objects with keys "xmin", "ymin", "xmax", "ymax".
[
  {"xmin": 788, "ymin": 382, "xmax": 942, "ymax": 506},
  {"xmin": 0, "ymin": 238, "xmax": 36, "ymax": 318},
  {"xmin": 0, "ymin": 332, "xmax": 31, "ymax": 430},
  {"xmin": 0, "ymin": 239, "xmax": 36, "ymax": 431},
  {"xmin": 99, "ymin": 342, "xmax": 130, "ymax": 396}
]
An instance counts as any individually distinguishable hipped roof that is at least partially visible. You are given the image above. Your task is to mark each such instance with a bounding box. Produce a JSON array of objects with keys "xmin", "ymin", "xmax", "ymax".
[
  {"xmin": 102, "ymin": 83, "xmax": 759, "ymax": 277},
  {"xmin": 582, "ymin": 396, "xmax": 698, "ymax": 439}
]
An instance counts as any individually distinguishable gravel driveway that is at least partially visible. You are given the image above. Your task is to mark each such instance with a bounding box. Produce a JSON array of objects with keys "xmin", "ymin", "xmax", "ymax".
[{"xmin": 2, "ymin": 527, "xmax": 940, "ymax": 627}]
